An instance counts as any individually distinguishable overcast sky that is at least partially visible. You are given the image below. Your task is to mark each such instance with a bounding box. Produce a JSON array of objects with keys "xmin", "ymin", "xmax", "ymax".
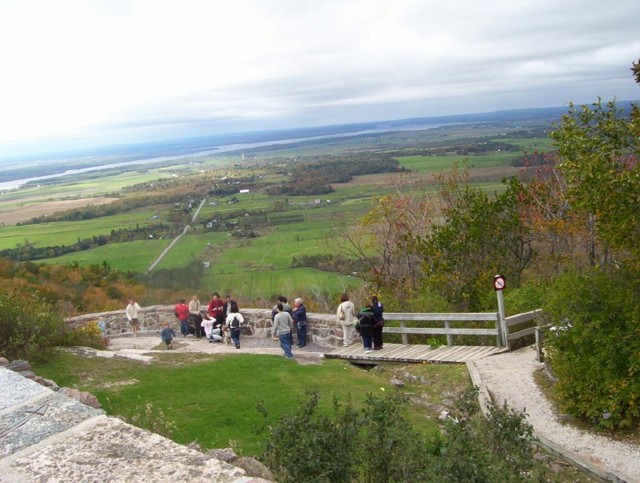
[{"xmin": 0, "ymin": 0, "xmax": 639, "ymax": 156}]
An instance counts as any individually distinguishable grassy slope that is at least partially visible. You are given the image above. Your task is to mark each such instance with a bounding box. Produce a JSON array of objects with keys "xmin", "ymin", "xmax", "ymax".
[{"xmin": 33, "ymin": 350, "xmax": 470, "ymax": 456}]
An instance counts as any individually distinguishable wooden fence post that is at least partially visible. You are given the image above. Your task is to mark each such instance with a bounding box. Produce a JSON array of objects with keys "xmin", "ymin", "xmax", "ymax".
[{"xmin": 400, "ymin": 320, "xmax": 408, "ymax": 345}]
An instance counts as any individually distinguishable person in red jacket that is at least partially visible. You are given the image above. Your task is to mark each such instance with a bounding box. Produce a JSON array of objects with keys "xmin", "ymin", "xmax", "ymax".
[
  {"xmin": 174, "ymin": 298, "xmax": 190, "ymax": 337},
  {"xmin": 208, "ymin": 292, "xmax": 225, "ymax": 326}
]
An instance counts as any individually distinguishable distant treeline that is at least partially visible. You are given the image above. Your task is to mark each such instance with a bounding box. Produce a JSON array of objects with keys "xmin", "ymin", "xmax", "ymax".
[
  {"xmin": 267, "ymin": 155, "xmax": 404, "ymax": 195},
  {"xmin": 18, "ymin": 180, "xmax": 205, "ymax": 225}
]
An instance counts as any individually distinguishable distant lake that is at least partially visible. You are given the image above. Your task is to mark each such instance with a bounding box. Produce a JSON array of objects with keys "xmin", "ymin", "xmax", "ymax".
[{"xmin": 0, "ymin": 123, "xmax": 444, "ymax": 191}]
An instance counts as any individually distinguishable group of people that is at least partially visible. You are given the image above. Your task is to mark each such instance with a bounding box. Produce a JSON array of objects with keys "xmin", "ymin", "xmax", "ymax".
[
  {"xmin": 338, "ymin": 294, "xmax": 385, "ymax": 354},
  {"xmin": 270, "ymin": 296, "xmax": 308, "ymax": 359},
  {"xmin": 171, "ymin": 293, "xmax": 244, "ymax": 348},
  {"xmin": 129, "ymin": 292, "xmax": 384, "ymax": 356}
]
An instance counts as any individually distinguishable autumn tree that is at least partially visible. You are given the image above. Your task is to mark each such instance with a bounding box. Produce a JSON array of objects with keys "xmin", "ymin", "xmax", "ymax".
[
  {"xmin": 335, "ymin": 174, "xmax": 438, "ymax": 305},
  {"xmin": 550, "ymin": 97, "xmax": 640, "ymax": 266},
  {"xmin": 417, "ymin": 172, "xmax": 533, "ymax": 310}
]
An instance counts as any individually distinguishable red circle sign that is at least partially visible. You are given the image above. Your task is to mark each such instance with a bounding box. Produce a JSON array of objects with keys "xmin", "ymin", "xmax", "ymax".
[{"xmin": 493, "ymin": 275, "xmax": 506, "ymax": 291}]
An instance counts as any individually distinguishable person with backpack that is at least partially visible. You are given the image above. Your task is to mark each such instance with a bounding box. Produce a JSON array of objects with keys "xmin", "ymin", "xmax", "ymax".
[
  {"xmin": 225, "ymin": 301, "xmax": 244, "ymax": 349},
  {"xmin": 357, "ymin": 305, "xmax": 375, "ymax": 354},
  {"xmin": 371, "ymin": 295, "xmax": 385, "ymax": 350}
]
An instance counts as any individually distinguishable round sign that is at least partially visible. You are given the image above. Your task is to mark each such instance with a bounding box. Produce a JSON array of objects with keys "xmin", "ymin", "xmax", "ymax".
[{"xmin": 493, "ymin": 275, "xmax": 506, "ymax": 291}]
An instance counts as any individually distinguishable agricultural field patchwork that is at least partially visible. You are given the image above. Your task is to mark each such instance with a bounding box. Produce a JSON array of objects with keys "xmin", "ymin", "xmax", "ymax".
[{"xmin": 0, "ymin": 122, "xmax": 556, "ymax": 296}]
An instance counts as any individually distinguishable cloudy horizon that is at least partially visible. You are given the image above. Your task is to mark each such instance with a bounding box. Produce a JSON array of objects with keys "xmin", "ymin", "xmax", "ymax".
[{"xmin": 0, "ymin": 0, "xmax": 638, "ymax": 158}]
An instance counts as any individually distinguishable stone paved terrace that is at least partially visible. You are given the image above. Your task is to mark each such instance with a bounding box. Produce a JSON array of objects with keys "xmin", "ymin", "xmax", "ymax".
[{"xmin": 0, "ymin": 366, "xmax": 268, "ymax": 482}]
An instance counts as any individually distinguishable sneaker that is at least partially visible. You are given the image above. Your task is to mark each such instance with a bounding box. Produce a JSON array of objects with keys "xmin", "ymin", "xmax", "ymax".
[
  {"xmin": 365, "ymin": 349, "xmax": 372, "ymax": 354},
  {"xmin": 235, "ymin": 343, "xmax": 240, "ymax": 349}
]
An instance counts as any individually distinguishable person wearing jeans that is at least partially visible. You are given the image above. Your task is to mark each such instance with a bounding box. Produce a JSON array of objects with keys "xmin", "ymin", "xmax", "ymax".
[
  {"xmin": 225, "ymin": 301, "xmax": 244, "ymax": 349},
  {"xmin": 273, "ymin": 303, "xmax": 294, "ymax": 358},
  {"xmin": 174, "ymin": 299, "xmax": 190, "ymax": 337},
  {"xmin": 357, "ymin": 306, "xmax": 375, "ymax": 354}
]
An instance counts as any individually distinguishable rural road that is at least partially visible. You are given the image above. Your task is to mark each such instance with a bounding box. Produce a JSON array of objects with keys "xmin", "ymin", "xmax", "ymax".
[{"xmin": 146, "ymin": 196, "xmax": 207, "ymax": 272}]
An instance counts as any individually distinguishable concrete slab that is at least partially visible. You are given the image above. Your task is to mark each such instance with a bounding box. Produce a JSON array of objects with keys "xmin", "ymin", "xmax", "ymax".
[
  {"xmin": 0, "ymin": 390, "xmax": 104, "ymax": 458},
  {"xmin": 0, "ymin": 368, "xmax": 48, "ymax": 411},
  {"xmin": 0, "ymin": 416, "xmax": 248, "ymax": 482}
]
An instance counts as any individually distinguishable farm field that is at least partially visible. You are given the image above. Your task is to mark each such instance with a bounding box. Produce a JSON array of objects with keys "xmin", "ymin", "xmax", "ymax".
[
  {"xmin": 38, "ymin": 238, "xmax": 170, "ymax": 273},
  {"xmin": 0, "ymin": 210, "xmax": 164, "ymax": 250}
]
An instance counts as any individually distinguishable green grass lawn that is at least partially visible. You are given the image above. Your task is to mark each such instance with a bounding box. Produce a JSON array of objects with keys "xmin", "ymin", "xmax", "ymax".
[{"xmin": 32, "ymin": 350, "xmax": 470, "ymax": 456}]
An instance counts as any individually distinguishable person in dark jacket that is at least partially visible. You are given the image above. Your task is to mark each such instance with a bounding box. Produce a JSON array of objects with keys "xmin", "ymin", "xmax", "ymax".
[
  {"xmin": 357, "ymin": 306, "xmax": 375, "ymax": 353},
  {"xmin": 292, "ymin": 297, "xmax": 307, "ymax": 348},
  {"xmin": 371, "ymin": 296, "xmax": 385, "ymax": 350}
]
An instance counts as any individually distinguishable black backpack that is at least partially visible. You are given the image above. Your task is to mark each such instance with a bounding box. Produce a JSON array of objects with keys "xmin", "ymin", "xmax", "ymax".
[{"xmin": 230, "ymin": 315, "xmax": 241, "ymax": 328}]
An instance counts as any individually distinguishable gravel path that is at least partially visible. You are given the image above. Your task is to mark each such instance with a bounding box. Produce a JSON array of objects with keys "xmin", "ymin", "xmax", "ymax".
[{"xmin": 473, "ymin": 346, "xmax": 640, "ymax": 482}]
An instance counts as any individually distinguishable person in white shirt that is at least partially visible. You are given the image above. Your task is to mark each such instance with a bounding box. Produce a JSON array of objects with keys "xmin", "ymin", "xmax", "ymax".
[
  {"xmin": 125, "ymin": 298, "xmax": 142, "ymax": 337},
  {"xmin": 337, "ymin": 293, "xmax": 356, "ymax": 347}
]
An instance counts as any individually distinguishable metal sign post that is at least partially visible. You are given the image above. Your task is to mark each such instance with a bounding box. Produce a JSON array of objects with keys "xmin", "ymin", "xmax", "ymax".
[{"xmin": 494, "ymin": 275, "xmax": 508, "ymax": 348}]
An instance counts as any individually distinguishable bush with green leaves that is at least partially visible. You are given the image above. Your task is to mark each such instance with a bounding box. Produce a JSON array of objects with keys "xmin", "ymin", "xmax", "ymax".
[
  {"xmin": 0, "ymin": 290, "xmax": 67, "ymax": 361},
  {"xmin": 258, "ymin": 388, "xmax": 540, "ymax": 482},
  {"xmin": 545, "ymin": 268, "xmax": 640, "ymax": 429},
  {"xmin": 434, "ymin": 388, "xmax": 538, "ymax": 482}
]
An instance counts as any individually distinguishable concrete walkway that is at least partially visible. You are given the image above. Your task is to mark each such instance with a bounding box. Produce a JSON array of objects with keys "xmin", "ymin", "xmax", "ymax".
[{"xmin": 470, "ymin": 346, "xmax": 640, "ymax": 483}]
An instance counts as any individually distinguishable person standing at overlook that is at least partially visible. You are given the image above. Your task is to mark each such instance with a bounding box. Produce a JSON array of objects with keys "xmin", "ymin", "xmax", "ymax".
[
  {"xmin": 273, "ymin": 303, "xmax": 294, "ymax": 359},
  {"xmin": 271, "ymin": 295, "xmax": 291, "ymax": 321},
  {"xmin": 371, "ymin": 295, "xmax": 385, "ymax": 350},
  {"xmin": 222, "ymin": 295, "xmax": 235, "ymax": 318},
  {"xmin": 174, "ymin": 298, "xmax": 190, "ymax": 337},
  {"xmin": 337, "ymin": 292, "xmax": 356, "ymax": 347},
  {"xmin": 189, "ymin": 294, "xmax": 203, "ymax": 338},
  {"xmin": 125, "ymin": 298, "xmax": 141, "ymax": 337},
  {"xmin": 292, "ymin": 297, "xmax": 307, "ymax": 348}
]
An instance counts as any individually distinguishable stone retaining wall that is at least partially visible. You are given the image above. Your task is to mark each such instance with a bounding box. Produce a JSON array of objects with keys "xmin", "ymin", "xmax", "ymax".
[{"xmin": 66, "ymin": 306, "xmax": 345, "ymax": 347}]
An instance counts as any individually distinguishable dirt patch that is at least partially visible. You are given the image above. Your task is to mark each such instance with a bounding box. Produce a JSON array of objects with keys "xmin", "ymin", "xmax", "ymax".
[
  {"xmin": 97, "ymin": 379, "xmax": 140, "ymax": 390},
  {"xmin": 0, "ymin": 197, "xmax": 116, "ymax": 225}
]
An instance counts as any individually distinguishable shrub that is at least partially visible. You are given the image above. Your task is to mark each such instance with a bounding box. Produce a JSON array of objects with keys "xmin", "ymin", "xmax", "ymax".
[
  {"xmin": 62, "ymin": 321, "xmax": 109, "ymax": 350},
  {"xmin": 0, "ymin": 290, "xmax": 67, "ymax": 361},
  {"xmin": 545, "ymin": 268, "xmax": 640, "ymax": 429},
  {"xmin": 258, "ymin": 389, "xmax": 539, "ymax": 482},
  {"xmin": 434, "ymin": 388, "xmax": 539, "ymax": 482},
  {"xmin": 257, "ymin": 391, "xmax": 360, "ymax": 483}
]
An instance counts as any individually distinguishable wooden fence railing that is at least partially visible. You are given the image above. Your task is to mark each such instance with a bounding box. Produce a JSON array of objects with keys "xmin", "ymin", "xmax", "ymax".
[{"xmin": 382, "ymin": 309, "xmax": 543, "ymax": 349}]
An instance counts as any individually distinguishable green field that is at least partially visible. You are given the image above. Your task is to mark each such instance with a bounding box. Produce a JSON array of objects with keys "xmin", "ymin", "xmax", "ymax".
[
  {"xmin": 39, "ymin": 238, "xmax": 170, "ymax": 272},
  {"xmin": 0, "ymin": 210, "xmax": 166, "ymax": 250}
]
